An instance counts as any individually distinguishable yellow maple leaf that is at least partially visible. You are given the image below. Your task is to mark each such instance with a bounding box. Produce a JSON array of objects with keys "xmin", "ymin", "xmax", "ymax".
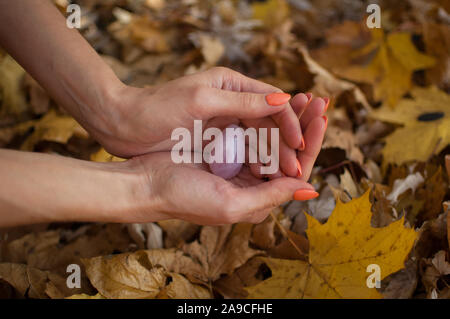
[
  {"xmin": 341, "ymin": 30, "xmax": 435, "ymax": 107},
  {"xmin": 20, "ymin": 110, "xmax": 88, "ymax": 151},
  {"xmin": 371, "ymin": 86, "xmax": 450, "ymax": 165},
  {"xmin": 246, "ymin": 191, "xmax": 417, "ymax": 298}
]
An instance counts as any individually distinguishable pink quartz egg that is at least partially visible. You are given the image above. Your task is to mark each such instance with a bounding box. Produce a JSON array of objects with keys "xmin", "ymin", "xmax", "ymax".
[{"xmin": 209, "ymin": 124, "xmax": 244, "ymax": 179}]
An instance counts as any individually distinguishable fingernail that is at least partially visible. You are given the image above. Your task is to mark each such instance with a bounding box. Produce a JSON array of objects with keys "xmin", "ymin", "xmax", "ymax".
[
  {"xmin": 323, "ymin": 97, "xmax": 330, "ymax": 112},
  {"xmin": 296, "ymin": 159, "xmax": 303, "ymax": 177},
  {"xmin": 293, "ymin": 189, "xmax": 319, "ymax": 201},
  {"xmin": 299, "ymin": 136, "xmax": 306, "ymax": 151},
  {"xmin": 322, "ymin": 115, "xmax": 328, "ymax": 128},
  {"xmin": 305, "ymin": 92, "xmax": 313, "ymax": 102},
  {"xmin": 266, "ymin": 93, "xmax": 291, "ymax": 106}
]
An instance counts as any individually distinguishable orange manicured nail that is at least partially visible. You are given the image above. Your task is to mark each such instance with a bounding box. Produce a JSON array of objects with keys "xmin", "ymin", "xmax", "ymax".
[
  {"xmin": 266, "ymin": 93, "xmax": 291, "ymax": 106},
  {"xmin": 299, "ymin": 136, "xmax": 305, "ymax": 151},
  {"xmin": 305, "ymin": 92, "xmax": 313, "ymax": 102},
  {"xmin": 323, "ymin": 97, "xmax": 330, "ymax": 112},
  {"xmin": 293, "ymin": 189, "xmax": 319, "ymax": 201},
  {"xmin": 322, "ymin": 115, "xmax": 328, "ymax": 128},
  {"xmin": 296, "ymin": 159, "xmax": 302, "ymax": 177}
]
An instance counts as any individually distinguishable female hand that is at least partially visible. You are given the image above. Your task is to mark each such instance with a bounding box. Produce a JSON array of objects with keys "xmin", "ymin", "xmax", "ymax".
[
  {"xmin": 99, "ymin": 67, "xmax": 304, "ymax": 178},
  {"xmin": 124, "ymin": 99, "xmax": 327, "ymax": 225},
  {"xmin": 0, "ymin": 1, "xmax": 307, "ymax": 178}
]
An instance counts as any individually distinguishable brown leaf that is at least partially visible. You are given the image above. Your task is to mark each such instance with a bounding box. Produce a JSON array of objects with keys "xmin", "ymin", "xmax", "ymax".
[
  {"xmin": 82, "ymin": 250, "xmax": 210, "ymax": 299},
  {"xmin": 23, "ymin": 74, "xmax": 50, "ymax": 115},
  {"xmin": 322, "ymin": 126, "xmax": 364, "ymax": 165},
  {"xmin": 183, "ymin": 224, "xmax": 262, "ymax": 282},
  {"xmin": 157, "ymin": 219, "xmax": 200, "ymax": 248},
  {"xmin": 213, "ymin": 257, "xmax": 266, "ymax": 299},
  {"xmin": 0, "ymin": 263, "xmax": 81, "ymax": 299}
]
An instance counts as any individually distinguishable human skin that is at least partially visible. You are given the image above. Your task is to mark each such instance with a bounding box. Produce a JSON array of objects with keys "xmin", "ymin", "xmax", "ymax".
[
  {"xmin": 0, "ymin": 101, "xmax": 325, "ymax": 227},
  {"xmin": 0, "ymin": 1, "xmax": 327, "ymax": 227},
  {"xmin": 0, "ymin": 0, "xmax": 321, "ymax": 177}
]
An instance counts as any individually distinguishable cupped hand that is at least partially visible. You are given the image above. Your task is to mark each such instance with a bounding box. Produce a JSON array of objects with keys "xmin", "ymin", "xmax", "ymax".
[
  {"xmin": 124, "ymin": 96, "xmax": 327, "ymax": 225},
  {"xmin": 129, "ymin": 152, "xmax": 315, "ymax": 225},
  {"xmin": 93, "ymin": 67, "xmax": 303, "ymax": 177}
]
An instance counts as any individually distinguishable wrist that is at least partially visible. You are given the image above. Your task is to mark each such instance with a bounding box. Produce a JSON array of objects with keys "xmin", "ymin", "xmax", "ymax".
[{"xmin": 90, "ymin": 159, "xmax": 168, "ymax": 224}]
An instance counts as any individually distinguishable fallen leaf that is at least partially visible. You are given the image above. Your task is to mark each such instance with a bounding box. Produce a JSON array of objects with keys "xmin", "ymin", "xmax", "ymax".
[
  {"xmin": 322, "ymin": 126, "xmax": 364, "ymax": 165},
  {"xmin": 422, "ymin": 22, "xmax": 450, "ymax": 89},
  {"xmin": 421, "ymin": 250, "xmax": 450, "ymax": 298},
  {"xmin": 341, "ymin": 31, "xmax": 435, "ymax": 107},
  {"xmin": 23, "ymin": 74, "xmax": 50, "ymax": 115},
  {"xmin": 213, "ymin": 257, "xmax": 267, "ymax": 299},
  {"xmin": 371, "ymin": 86, "xmax": 450, "ymax": 165},
  {"xmin": 157, "ymin": 219, "xmax": 200, "ymax": 248},
  {"xmin": 298, "ymin": 46, "xmax": 371, "ymax": 110},
  {"xmin": 0, "ymin": 55, "xmax": 27, "ymax": 116},
  {"xmin": 90, "ymin": 147, "xmax": 125, "ymax": 162},
  {"xmin": 20, "ymin": 110, "xmax": 89, "ymax": 151},
  {"xmin": 126, "ymin": 223, "xmax": 163, "ymax": 250},
  {"xmin": 246, "ymin": 191, "xmax": 417, "ymax": 298},
  {"xmin": 387, "ymin": 172, "xmax": 424, "ymax": 203},
  {"xmin": 82, "ymin": 250, "xmax": 210, "ymax": 299},
  {"xmin": 0, "ymin": 263, "xmax": 80, "ymax": 299},
  {"xmin": 183, "ymin": 224, "xmax": 262, "ymax": 282}
]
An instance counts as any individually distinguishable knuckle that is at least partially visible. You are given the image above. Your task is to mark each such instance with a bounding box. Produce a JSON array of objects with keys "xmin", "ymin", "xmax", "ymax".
[
  {"xmin": 189, "ymin": 86, "xmax": 208, "ymax": 110},
  {"xmin": 210, "ymin": 66, "xmax": 230, "ymax": 76},
  {"xmin": 240, "ymin": 93, "xmax": 257, "ymax": 109}
]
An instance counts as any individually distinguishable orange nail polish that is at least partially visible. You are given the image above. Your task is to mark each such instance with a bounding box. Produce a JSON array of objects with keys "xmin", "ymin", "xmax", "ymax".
[
  {"xmin": 305, "ymin": 92, "xmax": 313, "ymax": 102},
  {"xmin": 266, "ymin": 93, "xmax": 291, "ymax": 106},
  {"xmin": 322, "ymin": 115, "xmax": 328, "ymax": 128},
  {"xmin": 299, "ymin": 136, "xmax": 305, "ymax": 151},
  {"xmin": 323, "ymin": 97, "xmax": 330, "ymax": 112},
  {"xmin": 296, "ymin": 159, "xmax": 302, "ymax": 177},
  {"xmin": 293, "ymin": 189, "xmax": 319, "ymax": 201}
]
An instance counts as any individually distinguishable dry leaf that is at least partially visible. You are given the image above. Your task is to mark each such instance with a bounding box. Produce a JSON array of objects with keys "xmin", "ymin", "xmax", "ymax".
[
  {"xmin": 82, "ymin": 249, "xmax": 210, "ymax": 299},
  {"xmin": 322, "ymin": 126, "xmax": 364, "ymax": 165},
  {"xmin": 0, "ymin": 55, "xmax": 27, "ymax": 116},
  {"xmin": 246, "ymin": 191, "xmax": 417, "ymax": 298},
  {"xmin": 371, "ymin": 86, "xmax": 450, "ymax": 165},
  {"xmin": 90, "ymin": 147, "xmax": 125, "ymax": 162},
  {"xmin": 20, "ymin": 110, "xmax": 89, "ymax": 151},
  {"xmin": 183, "ymin": 224, "xmax": 262, "ymax": 282},
  {"xmin": 0, "ymin": 263, "xmax": 80, "ymax": 299},
  {"xmin": 341, "ymin": 31, "xmax": 435, "ymax": 107}
]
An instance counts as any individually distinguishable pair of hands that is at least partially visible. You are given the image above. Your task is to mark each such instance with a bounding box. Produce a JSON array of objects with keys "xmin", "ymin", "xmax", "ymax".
[
  {"xmin": 0, "ymin": 1, "xmax": 327, "ymax": 227},
  {"xmin": 92, "ymin": 67, "xmax": 327, "ymax": 225}
]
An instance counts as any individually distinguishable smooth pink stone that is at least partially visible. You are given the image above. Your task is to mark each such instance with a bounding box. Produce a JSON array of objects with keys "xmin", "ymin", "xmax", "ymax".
[{"xmin": 209, "ymin": 124, "xmax": 243, "ymax": 179}]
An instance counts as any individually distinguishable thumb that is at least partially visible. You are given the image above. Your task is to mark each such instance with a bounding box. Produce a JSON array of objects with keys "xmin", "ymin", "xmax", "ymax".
[
  {"xmin": 229, "ymin": 178, "xmax": 318, "ymax": 224},
  {"xmin": 200, "ymin": 88, "xmax": 291, "ymax": 119}
]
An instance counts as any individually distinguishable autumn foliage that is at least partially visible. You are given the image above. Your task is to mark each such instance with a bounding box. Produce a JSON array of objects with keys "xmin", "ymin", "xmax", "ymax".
[{"xmin": 0, "ymin": 0, "xmax": 449, "ymax": 299}]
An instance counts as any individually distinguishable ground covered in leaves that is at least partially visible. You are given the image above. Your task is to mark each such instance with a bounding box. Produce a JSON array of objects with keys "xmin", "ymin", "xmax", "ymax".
[{"xmin": 0, "ymin": 0, "xmax": 449, "ymax": 299}]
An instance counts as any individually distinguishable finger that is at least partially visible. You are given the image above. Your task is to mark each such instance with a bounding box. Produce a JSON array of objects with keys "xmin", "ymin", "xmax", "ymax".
[
  {"xmin": 271, "ymin": 103, "xmax": 303, "ymax": 150},
  {"xmin": 228, "ymin": 177, "xmax": 317, "ymax": 224},
  {"xmin": 243, "ymin": 117, "xmax": 299, "ymax": 178},
  {"xmin": 298, "ymin": 116, "xmax": 327, "ymax": 182},
  {"xmin": 291, "ymin": 92, "xmax": 311, "ymax": 116},
  {"xmin": 300, "ymin": 97, "xmax": 326, "ymax": 130},
  {"xmin": 206, "ymin": 67, "xmax": 282, "ymax": 94},
  {"xmin": 197, "ymin": 87, "xmax": 291, "ymax": 119}
]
